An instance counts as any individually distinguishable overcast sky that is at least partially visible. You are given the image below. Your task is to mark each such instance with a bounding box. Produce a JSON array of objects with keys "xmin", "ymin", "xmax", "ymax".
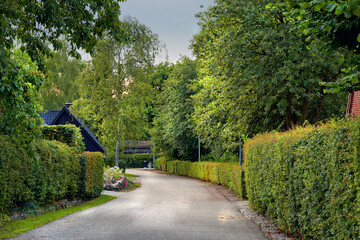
[{"xmin": 119, "ymin": 0, "xmax": 214, "ymax": 63}]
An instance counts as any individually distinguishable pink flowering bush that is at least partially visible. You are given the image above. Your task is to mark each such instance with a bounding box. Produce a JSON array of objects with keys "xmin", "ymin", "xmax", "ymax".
[{"xmin": 103, "ymin": 166, "xmax": 128, "ymax": 190}]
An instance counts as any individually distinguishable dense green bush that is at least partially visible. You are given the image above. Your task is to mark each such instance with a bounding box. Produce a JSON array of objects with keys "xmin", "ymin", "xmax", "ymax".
[
  {"xmin": 245, "ymin": 119, "xmax": 360, "ymax": 239},
  {"xmin": 157, "ymin": 159, "xmax": 246, "ymax": 200},
  {"xmin": 105, "ymin": 153, "xmax": 153, "ymax": 169},
  {"xmin": 0, "ymin": 136, "xmax": 35, "ymax": 216},
  {"xmin": 41, "ymin": 125, "xmax": 85, "ymax": 153},
  {"xmin": 32, "ymin": 139, "xmax": 80, "ymax": 203},
  {"xmin": 155, "ymin": 156, "xmax": 167, "ymax": 171},
  {"xmin": 121, "ymin": 153, "xmax": 153, "ymax": 168},
  {"xmin": 0, "ymin": 136, "xmax": 80, "ymax": 218},
  {"xmin": 78, "ymin": 152, "xmax": 104, "ymax": 199}
]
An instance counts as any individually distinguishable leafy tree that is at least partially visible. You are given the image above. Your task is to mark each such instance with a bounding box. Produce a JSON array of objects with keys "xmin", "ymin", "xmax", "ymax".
[
  {"xmin": 191, "ymin": 0, "xmax": 347, "ymax": 156},
  {"xmin": 0, "ymin": 49, "xmax": 44, "ymax": 144},
  {"xmin": 0, "ymin": 0, "xmax": 126, "ymax": 143},
  {"xmin": 151, "ymin": 57, "xmax": 199, "ymax": 161},
  {"xmin": 73, "ymin": 17, "xmax": 162, "ymax": 166},
  {"xmin": 278, "ymin": 0, "xmax": 360, "ymax": 92},
  {"xmin": 41, "ymin": 43, "xmax": 85, "ymax": 111},
  {"xmin": 145, "ymin": 62, "xmax": 174, "ymax": 133}
]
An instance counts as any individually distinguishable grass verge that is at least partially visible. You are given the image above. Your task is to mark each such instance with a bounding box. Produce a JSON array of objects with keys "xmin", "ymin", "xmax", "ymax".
[
  {"xmin": 125, "ymin": 173, "xmax": 138, "ymax": 178},
  {"xmin": 0, "ymin": 195, "xmax": 116, "ymax": 239}
]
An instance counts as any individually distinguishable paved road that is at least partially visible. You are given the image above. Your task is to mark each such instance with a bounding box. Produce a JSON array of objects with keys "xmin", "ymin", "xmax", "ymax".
[{"xmin": 14, "ymin": 169, "xmax": 267, "ymax": 240}]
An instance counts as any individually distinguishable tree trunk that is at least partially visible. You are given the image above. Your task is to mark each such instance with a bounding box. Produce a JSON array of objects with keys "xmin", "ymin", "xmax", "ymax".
[
  {"xmin": 313, "ymin": 93, "xmax": 325, "ymax": 124},
  {"xmin": 299, "ymin": 89, "xmax": 311, "ymax": 125},
  {"xmin": 115, "ymin": 139, "xmax": 119, "ymax": 167},
  {"xmin": 286, "ymin": 92, "xmax": 294, "ymax": 129}
]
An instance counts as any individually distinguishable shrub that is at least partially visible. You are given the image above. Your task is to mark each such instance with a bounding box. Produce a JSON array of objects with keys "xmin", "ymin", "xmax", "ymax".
[
  {"xmin": 0, "ymin": 136, "xmax": 80, "ymax": 218},
  {"xmin": 157, "ymin": 157, "xmax": 167, "ymax": 171},
  {"xmin": 158, "ymin": 158, "xmax": 246, "ymax": 200},
  {"xmin": 106, "ymin": 153, "xmax": 153, "ymax": 169},
  {"xmin": 245, "ymin": 119, "xmax": 360, "ymax": 239},
  {"xmin": 155, "ymin": 157, "xmax": 161, "ymax": 170},
  {"xmin": 41, "ymin": 125, "xmax": 85, "ymax": 153},
  {"xmin": 103, "ymin": 166, "xmax": 124, "ymax": 185},
  {"xmin": 0, "ymin": 136, "xmax": 34, "ymax": 215},
  {"xmin": 32, "ymin": 139, "xmax": 80, "ymax": 203},
  {"xmin": 78, "ymin": 152, "xmax": 104, "ymax": 199},
  {"xmin": 121, "ymin": 153, "xmax": 153, "ymax": 168}
]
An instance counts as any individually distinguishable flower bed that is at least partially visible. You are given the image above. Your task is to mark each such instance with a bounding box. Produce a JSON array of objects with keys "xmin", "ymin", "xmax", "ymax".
[{"xmin": 103, "ymin": 166, "xmax": 128, "ymax": 191}]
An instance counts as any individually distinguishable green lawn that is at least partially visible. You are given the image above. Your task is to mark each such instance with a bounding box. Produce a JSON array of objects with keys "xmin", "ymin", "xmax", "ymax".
[
  {"xmin": 0, "ymin": 195, "xmax": 116, "ymax": 239},
  {"xmin": 125, "ymin": 173, "xmax": 138, "ymax": 178}
]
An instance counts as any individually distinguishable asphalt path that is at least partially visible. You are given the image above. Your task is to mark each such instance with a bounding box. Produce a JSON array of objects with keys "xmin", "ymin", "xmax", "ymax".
[{"xmin": 14, "ymin": 169, "xmax": 267, "ymax": 240}]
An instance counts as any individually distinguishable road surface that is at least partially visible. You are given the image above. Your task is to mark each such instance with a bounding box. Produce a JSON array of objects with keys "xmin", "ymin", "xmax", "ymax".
[{"xmin": 14, "ymin": 169, "xmax": 267, "ymax": 240}]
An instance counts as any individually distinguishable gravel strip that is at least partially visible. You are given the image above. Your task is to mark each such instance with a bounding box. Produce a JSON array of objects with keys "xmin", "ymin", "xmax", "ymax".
[{"xmin": 206, "ymin": 183, "xmax": 299, "ymax": 240}]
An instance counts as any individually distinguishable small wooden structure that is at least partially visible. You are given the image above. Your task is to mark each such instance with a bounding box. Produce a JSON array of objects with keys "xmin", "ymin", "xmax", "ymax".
[
  {"xmin": 124, "ymin": 140, "xmax": 152, "ymax": 154},
  {"xmin": 39, "ymin": 106, "xmax": 107, "ymax": 153}
]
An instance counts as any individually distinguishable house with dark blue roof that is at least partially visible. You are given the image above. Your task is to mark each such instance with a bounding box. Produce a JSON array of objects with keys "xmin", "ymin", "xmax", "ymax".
[{"xmin": 39, "ymin": 104, "xmax": 107, "ymax": 153}]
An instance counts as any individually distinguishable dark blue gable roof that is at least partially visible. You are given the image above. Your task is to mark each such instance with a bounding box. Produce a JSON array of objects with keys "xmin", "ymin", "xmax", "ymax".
[
  {"xmin": 40, "ymin": 107, "xmax": 107, "ymax": 153},
  {"xmin": 39, "ymin": 111, "xmax": 61, "ymax": 125}
]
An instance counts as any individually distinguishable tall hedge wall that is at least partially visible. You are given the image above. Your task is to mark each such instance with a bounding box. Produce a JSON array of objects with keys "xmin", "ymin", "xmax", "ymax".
[
  {"xmin": 78, "ymin": 152, "xmax": 104, "ymax": 199},
  {"xmin": 32, "ymin": 139, "xmax": 80, "ymax": 203},
  {"xmin": 155, "ymin": 159, "xmax": 246, "ymax": 200},
  {"xmin": 0, "ymin": 135, "xmax": 35, "ymax": 215},
  {"xmin": 245, "ymin": 120, "xmax": 360, "ymax": 239},
  {"xmin": 0, "ymin": 136, "xmax": 80, "ymax": 215},
  {"xmin": 41, "ymin": 125, "xmax": 85, "ymax": 153},
  {"xmin": 0, "ymin": 135, "xmax": 104, "ymax": 221}
]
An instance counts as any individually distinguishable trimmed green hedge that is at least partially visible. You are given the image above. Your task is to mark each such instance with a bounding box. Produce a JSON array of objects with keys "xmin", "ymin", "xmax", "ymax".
[
  {"xmin": 0, "ymin": 135, "xmax": 105, "ymax": 223},
  {"xmin": 41, "ymin": 125, "xmax": 85, "ymax": 153},
  {"xmin": 121, "ymin": 153, "xmax": 153, "ymax": 168},
  {"xmin": 0, "ymin": 136, "xmax": 80, "ymax": 216},
  {"xmin": 78, "ymin": 152, "xmax": 104, "ymax": 199},
  {"xmin": 156, "ymin": 159, "xmax": 246, "ymax": 200},
  {"xmin": 105, "ymin": 153, "xmax": 153, "ymax": 168},
  {"xmin": 0, "ymin": 136, "xmax": 35, "ymax": 215},
  {"xmin": 156, "ymin": 156, "xmax": 167, "ymax": 171},
  {"xmin": 245, "ymin": 120, "xmax": 360, "ymax": 239},
  {"xmin": 32, "ymin": 139, "xmax": 80, "ymax": 203}
]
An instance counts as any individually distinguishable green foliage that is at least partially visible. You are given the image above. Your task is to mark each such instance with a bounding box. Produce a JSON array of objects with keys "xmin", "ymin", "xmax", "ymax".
[
  {"xmin": 105, "ymin": 153, "xmax": 153, "ymax": 169},
  {"xmin": 191, "ymin": 0, "xmax": 347, "ymax": 156},
  {"xmin": 0, "ymin": 136, "xmax": 35, "ymax": 215},
  {"xmin": 245, "ymin": 119, "xmax": 360, "ymax": 239},
  {"xmin": 32, "ymin": 140, "xmax": 80, "ymax": 203},
  {"xmin": 145, "ymin": 62, "xmax": 174, "ymax": 136},
  {"xmin": 0, "ymin": 136, "xmax": 80, "ymax": 216},
  {"xmin": 156, "ymin": 158, "xmax": 247, "ymax": 200},
  {"xmin": 41, "ymin": 43, "xmax": 85, "ymax": 111},
  {"xmin": 73, "ymin": 17, "xmax": 162, "ymax": 155},
  {"xmin": 151, "ymin": 57, "xmax": 200, "ymax": 160},
  {"xmin": 155, "ymin": 157, "xmax": 168, "ymax": 171},
  {"xmin": 121, "ymin": 153, "xmax": 153, "ymax": 168},
  {"xmin": 0, "ymin": 50, "xmax": 43, "ymax": 144},
  {"xmin": 78, "ymin": 152, "xmax": 104, "ymax": 199},
  {"xmin": 41, "ymin": 125, "xmax": 85, "ymax": 153},
  {"xmin": 0, "ymin": 0, "xmax": 127, "ymax": 144},
  {"xmin": 0, "ymin": 195, "xmax": 115, "ymax": 239},
  {"xmin": 279, "ymin": 0, "xmax": 360, "ymax": 92},
  {"xmin": 0, "ymin": 0, "xmax": 126, "ymax": 71}
]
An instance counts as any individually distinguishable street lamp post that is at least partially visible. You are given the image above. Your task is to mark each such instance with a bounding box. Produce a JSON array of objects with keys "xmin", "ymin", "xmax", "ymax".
[
  {"xmin": 198, "ymin": 135, "xmax": 201, "ymax": 162},
  {"xmin": 239, "ymin": 138, "xmax": 243, "ymax": 166}
]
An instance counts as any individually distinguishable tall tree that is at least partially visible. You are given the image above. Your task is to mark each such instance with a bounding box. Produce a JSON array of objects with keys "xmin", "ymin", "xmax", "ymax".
[
  {"xmin": 278, "ymin": 0, "xmax": 360, "ymax": 92},
  {"xmin": 191, "ymin": 0, "xmax": 347, "ymax": 156},
  {"xmin": 151, "ymin": 57, "xmax": 199, "ymax": 161},
  {"xmin": 74, "ymin": 17, "xmax": 162, "ymax": 165},
  {"xmin": 0, "ymin": 0, "xmax": 126, "ymax": 143},
  {"xmin": 41, "ymin": 43, "xmax": 85, "ymax": 111}
]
